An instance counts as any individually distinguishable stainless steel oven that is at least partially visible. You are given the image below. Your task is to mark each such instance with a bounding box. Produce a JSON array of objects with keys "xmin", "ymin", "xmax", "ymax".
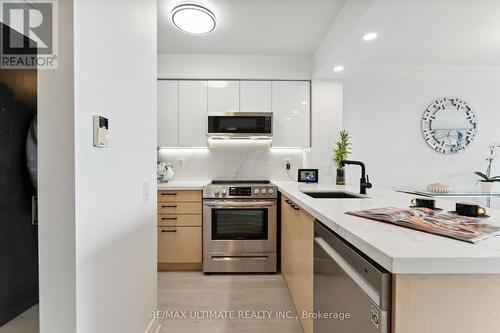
[
  {"xmin": 203, "ymin": 181, "xmax": 277, "ymax": 273},
  {"xmin": 207, "ymin": 112, "xmax": 272, "ymax": 139}
]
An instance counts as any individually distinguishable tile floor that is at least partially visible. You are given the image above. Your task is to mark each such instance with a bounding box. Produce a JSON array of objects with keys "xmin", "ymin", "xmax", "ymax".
[
  {"xmin": 0, "ymin": 273, "xmax": 302, "ymax": 333},
  {"xmin": 0, "ymin": 305, "xmax": 39, "ymax": 333},
  {"xmin": 156, "ymin": 272, "xmax": 304, "ymax": 333}
]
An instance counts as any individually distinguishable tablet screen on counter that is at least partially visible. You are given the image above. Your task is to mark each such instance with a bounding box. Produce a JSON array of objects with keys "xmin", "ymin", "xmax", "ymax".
[{"xmin": 298, "ymin": 169, "xmax": 318, "ymax": 183}]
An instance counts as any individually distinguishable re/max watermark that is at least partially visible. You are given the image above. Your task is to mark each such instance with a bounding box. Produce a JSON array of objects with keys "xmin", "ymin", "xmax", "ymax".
[{"xmin": 150, "ymin": 310, "xmax": 351, "ymax": 321}]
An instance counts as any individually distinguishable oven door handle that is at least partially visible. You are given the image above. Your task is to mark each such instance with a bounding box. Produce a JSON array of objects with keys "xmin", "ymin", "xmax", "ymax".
[{"xmin": 204, "ymin": 201, "xmax": 275, "ymax": 208}]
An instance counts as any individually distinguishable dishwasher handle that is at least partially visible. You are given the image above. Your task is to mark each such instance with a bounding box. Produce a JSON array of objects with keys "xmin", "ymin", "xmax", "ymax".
[{"xmin": 315, "ymin": 236, "xmax": 381, "ymax": 307}]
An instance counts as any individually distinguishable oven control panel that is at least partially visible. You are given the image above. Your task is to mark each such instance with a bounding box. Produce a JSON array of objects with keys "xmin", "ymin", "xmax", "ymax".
[
  {"xmin": 204, "ymin": 185, "xmax": 277, "ymax": 199},
  {"xmin": 229, "ymin": 187, "xmax": 252, "ymax": 196}
]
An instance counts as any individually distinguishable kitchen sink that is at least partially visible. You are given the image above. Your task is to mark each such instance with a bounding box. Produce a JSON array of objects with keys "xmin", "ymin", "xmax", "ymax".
[{"xmin": 302, "ymin": 191, "xmax": 367, "ymax": 199}]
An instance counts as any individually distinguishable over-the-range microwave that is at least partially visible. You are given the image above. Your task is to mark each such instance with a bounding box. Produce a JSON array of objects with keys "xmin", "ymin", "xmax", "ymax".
[{"xmin": 207, "ymin": 112, "xmax": 272, "ymax": 139}]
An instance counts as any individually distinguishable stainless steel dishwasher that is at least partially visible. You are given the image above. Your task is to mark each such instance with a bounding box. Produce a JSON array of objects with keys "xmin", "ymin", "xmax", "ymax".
[{"xmin": 314, "ymin": 221, "xmax": 391, "ymax": 333}]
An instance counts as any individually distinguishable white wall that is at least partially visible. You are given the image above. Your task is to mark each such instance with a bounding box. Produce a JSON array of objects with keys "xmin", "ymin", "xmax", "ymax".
[
  {"xmin": 158, "ymin": 54, "xmax": 311, "ymax": 80},
  {"xmin": 304, "ymin": 80, "xmax": 344, "ymax": 184},
  {"xmin": 73, "ymin": 0, "xmax": 157, "ymax": 332},
  {"xmin": 343, "ymin": 75, "xmax": 500, "ymax": 195},
  {"xmin": 38, "ymin": 0, "xmax": 76, "ymax": 331}
]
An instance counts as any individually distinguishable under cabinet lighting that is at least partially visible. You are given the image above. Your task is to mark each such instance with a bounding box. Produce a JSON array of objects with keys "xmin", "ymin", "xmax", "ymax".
[
  {"xmin": 171, "ymin": 3, "xmax": 216, "ymax": 34},
  {"xmin": 363, "ymin": 32, "xmax": 378, "ymax": 41}
]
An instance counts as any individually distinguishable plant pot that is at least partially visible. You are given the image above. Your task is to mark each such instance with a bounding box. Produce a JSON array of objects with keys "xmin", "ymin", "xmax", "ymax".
[
  {"xmin": 336, "ymin": 168, "xmax": 345, "ymax": 185},
  {"xmin": 480, "ymin": 181, "xmax": 493, "ymax": 193}
]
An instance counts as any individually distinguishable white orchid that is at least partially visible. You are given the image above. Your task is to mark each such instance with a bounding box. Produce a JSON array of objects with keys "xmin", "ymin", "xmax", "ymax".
[{"xmin": 476, "ymin": 143, "xmax": 500, "ymax": 182}]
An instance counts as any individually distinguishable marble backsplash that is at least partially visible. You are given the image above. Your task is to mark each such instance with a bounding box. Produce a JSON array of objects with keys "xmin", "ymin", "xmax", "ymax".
[{"xmin": 158, "ymin": 142, "xmax": 305, "ymax": 182}]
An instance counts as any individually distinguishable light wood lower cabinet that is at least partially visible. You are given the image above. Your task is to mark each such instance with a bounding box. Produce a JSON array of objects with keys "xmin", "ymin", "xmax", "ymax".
[
  {"xmin": 281, "ymin": 195, "xmax": 314, "ymax": 333},
  {"xmin": 158, "ymin": 190, "xmax": 202, "ymax": 203},
  {"xmin": 157, "ymin": 190, "xmax": 202, "ymax": 271},
  {"xmin": 158, "ymin": 227, "xmax": 202, "ymax": 263},
  {"xmin": 392, "ymin": 274, "xmax": 500, "ymax": 333},
  {"xmin": 158, "ymin": 202, "xmax": 202, "ymax": 215},
  {"xmin": 157, "ymin": 214, "xmax": 202, "ymax": 227}
]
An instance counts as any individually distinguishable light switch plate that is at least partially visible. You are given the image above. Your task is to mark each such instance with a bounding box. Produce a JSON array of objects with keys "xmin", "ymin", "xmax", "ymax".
[
  {"xmin": 177, "ymin": 158, "xmax": 185, "ymax": 169},
  {"xmin": 324, "ymin": 164, "xmax": 333, "ymax": 175},
  {"xmin": 143, "ymin": 181, "xmax": 151, "ymax": 201},
  {"xmin": 93, "ymin": 115, "xmax": 109, "ymax": 148}
]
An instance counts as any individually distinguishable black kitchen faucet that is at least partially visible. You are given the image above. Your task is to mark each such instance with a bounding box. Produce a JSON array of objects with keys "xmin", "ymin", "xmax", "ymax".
[{"xmin": 340, "ymin": 160, "xmax": 372, "ymax": 195}]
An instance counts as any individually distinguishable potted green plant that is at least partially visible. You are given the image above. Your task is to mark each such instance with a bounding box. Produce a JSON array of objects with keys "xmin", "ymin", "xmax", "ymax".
[
  {"xmin": 332, "ymin": 130, "xmax": 352, "ymax": 185},
  {"xmin": 475, "ymin": 143, "xmax": 500, "ymax": 193}
]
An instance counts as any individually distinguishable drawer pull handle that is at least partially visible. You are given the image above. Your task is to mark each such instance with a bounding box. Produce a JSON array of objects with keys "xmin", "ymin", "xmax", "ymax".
[
  {"xmin": 285, "ymin": 199, "xmax": 292, "ymax": 204},
  {"xmin": 161, "ymin": 205, "xmax": 177, "ymax": 208},
  {"xmin": 291, "ymin": 205, "xmax": 300, "ymax": 211},
  {"xmin": 161, "ymin": 229, "xmax": 177, "ymax": 233},
  {"xmin": 161, "ymin": 193, "xmax": 177, "ymax": 196},
  {"xmin": 161, "ymin": 217, "xmax": 178, "ymax": 220}
]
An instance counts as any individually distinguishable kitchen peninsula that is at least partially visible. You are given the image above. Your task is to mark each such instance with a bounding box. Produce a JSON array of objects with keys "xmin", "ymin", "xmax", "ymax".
[{"xmin": 159, "ymin": 181, "xmax": 500, "ymax": 333}]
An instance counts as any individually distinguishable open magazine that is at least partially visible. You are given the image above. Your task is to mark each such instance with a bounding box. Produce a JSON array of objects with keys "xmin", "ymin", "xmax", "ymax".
[{"xmin": 346, "ymin": 207, "xmax": 500, "ymax": 244}]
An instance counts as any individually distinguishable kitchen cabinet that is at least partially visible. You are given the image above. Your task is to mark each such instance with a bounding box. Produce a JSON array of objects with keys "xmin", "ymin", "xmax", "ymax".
[
  {"xmin": 207, "ymin": 80, "xmax": 239, "ymax": 113},
  {"xmin": 157, "ymin": 80, "xmax": 178, "ymax": 147},
  {"xmin": 179, "ymin": 81, "xmax": 208, "ymax": 147},
  {"xmin": 393, "ymin": 274, "xmax": 500, "ymax": 333},
  {"xmin": 157, "ymin": 79, "xmax": 311, "ymax": 148},
  {"xmin": 158, "ymin": 227, "xmax": 202, "ymax": 264},
  {"xmin": 240, "ymin": 80, "xmax": 272, "ymax": 112},
  {"xmin": 157, "ymin": 190, "xmax": 202, "ymax": 271},
  {"xmin": 281, "ymin": 195, "xmax": 314, "ymax": 333},
  {"xmin": 272, "ymin": 81, "xmax": 310, "ymax": 147}
]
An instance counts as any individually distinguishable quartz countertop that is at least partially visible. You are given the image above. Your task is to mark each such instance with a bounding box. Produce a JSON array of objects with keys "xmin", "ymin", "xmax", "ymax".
[
  {"xmin": 274, "ymin": 181, "xmax": 500, "ymax": 274},
  {"xmin": 157, "ymin": 181, "xmax": 209, "ymax": 191}
]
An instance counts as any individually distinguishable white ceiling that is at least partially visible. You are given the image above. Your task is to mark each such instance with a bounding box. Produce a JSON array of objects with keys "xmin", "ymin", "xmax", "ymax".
[
  {"xmin": 157, "ymin": 0, "xmax": 345, "ymax": 55},
  {"xmin": 316, "ymin": 0, "xmax": 500, "ymax": 78},
  {"xmin": 158, "ymin": 0, "xmax": 500, "ymax": 78},
  {"xmin": 364, "ymin": 0, "xmax": 500, "ymax": 67}
]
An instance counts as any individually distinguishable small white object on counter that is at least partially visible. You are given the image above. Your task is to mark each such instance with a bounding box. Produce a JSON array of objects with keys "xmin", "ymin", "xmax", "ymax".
[
  {"xmin": 426, "ymin": 183, "xmax": 451, "ymax": 193},
  {"xmin": 157, "ymin": 162, "xmax": 175, "ymax": 183},
  {"xmin": 274, "ymin": 181, "xmax": 500, "ymax": 274}
]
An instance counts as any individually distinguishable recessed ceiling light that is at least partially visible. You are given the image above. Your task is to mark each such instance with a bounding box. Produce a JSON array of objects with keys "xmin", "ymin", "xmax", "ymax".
[
  {"xmin": 286, "ymin": 117, "xmax": 292, "ymax": 121},
  {"xmin": 293, "ymin": 110, "xmax": 299, "ymax": 114},
  {"xmin": 171, "ymin": 3, "xmax": 216, "ymax": 34},
  {"xmin": 363, "ymin": 32, "xmax": 378, "ymax": 41},
  {"xmin": 301, "ymin": 101, "xmax": 308, "ymax": 105},
  {"xmin": 333, "ymin": 66, "xmax": 344, "ymax": 72}
]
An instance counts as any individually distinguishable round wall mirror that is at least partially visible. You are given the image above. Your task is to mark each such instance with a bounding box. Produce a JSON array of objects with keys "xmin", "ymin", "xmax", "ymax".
[{"xmin": 422, "ymin": 97, "xmax": 478, "ymax": 154}]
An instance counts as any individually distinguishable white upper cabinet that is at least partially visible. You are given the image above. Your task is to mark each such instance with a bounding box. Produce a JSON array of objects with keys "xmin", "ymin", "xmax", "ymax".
[
  {"xmin": 158, "ymin": 79, "xmax": 311, "ymax": 148},
  {"xmin": 207, "ymin": 81, "xmax": 239, "ymax": 113},
  {"xmin": 240, "ymin": 81, "xmax": 272, "ymax": 112},
  {"xmin": 272, "ymin": 81, "xmax": 311, "ymax": 147},
  {"xmin": 179, "ymin": 81, "xmax": 208, "ymax": 147},
  {"xmin": 157, "ymin": 80, "xmax": 178, "ymax": 147}
]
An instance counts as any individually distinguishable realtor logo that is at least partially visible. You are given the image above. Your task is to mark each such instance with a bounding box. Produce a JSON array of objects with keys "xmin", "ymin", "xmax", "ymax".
[{"xmin": 0, "ymin": 0, "xmax": 58, "ymax": 69}]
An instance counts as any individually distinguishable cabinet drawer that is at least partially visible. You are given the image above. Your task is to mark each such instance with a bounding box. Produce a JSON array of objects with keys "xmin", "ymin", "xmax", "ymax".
[
  {"xmin": 158, "ymin": 227, "xmax": 202, "ymax": 263},
  {"xmin": 158, "ymin": 202, "xmax": 202, "ymax": 215},
  {"xmin": 157, "ymin": 214, "xmax": 202, "ymax": 227},
  {"xmin": 158, "ymin": 190, "xmax": 202, "ymax": 203}
]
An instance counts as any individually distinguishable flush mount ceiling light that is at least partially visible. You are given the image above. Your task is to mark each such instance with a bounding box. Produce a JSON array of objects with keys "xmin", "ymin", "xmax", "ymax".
[
  {"xmin": 363, "ymin": 32, "xmax": 378, "ymax": 41},
  {"xmin": 333, "ymin": 65, "xmax": 344, "ymax": 72},
  {"xmin": 171, "ymin": 3, "xmax": 216, "ymax": 34}
]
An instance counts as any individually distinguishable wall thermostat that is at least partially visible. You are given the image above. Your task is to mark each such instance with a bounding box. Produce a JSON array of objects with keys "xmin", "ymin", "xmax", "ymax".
[{"xmin": 93, "ymin": 115, "xmax": 109, "ymax": 148}]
